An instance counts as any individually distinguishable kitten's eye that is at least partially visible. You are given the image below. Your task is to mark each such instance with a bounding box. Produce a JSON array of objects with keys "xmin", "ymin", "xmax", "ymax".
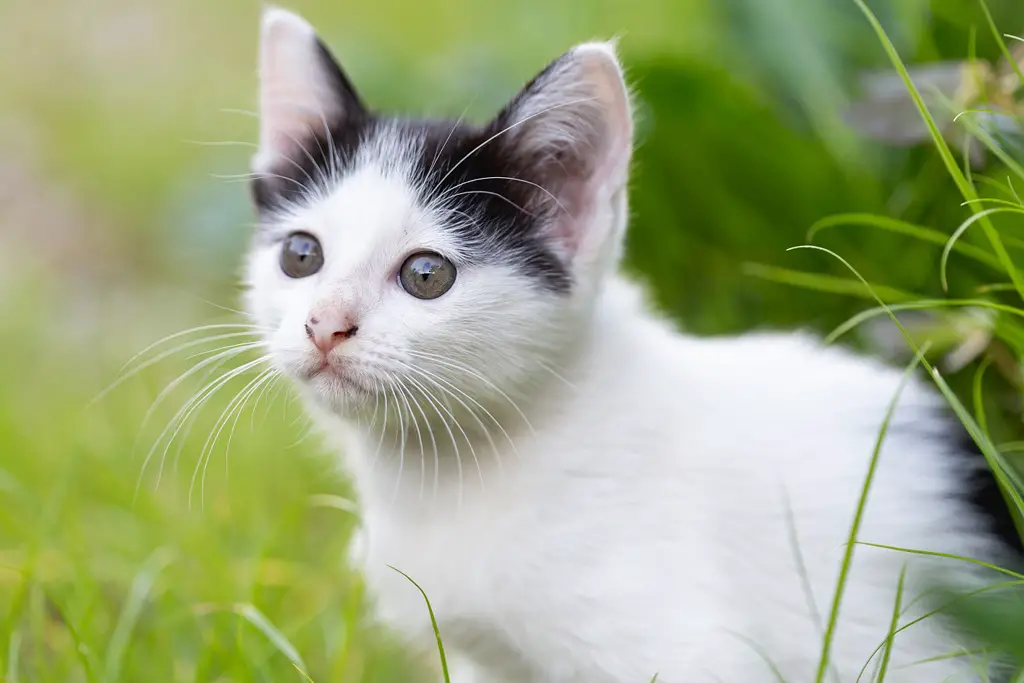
[
  {"xmin": 399, "ymin": 252, "xmax": 457, "ymax": 300},
  {"xmin": 280, "ymin": 232, "xmax": 324, "ymax": 278}
]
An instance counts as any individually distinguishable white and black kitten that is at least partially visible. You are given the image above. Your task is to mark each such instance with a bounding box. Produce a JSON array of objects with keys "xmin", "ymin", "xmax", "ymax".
[{"xmin": 241, "ymin": 8, "xmax": 1020, "ymax": 682}]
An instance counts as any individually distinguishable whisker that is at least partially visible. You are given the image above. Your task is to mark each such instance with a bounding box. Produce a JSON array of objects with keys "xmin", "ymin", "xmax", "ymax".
[
  {"xmin": 150, "ymin": 355, "xmax": 270, "ymax": 494},
  {"xmin": 194, "ymin": 368, "xmax": 277, "ymax": 510},
  {"xmin": 181, "ymin": 338, "xmax": 269, "ymax": 362},
  {"xmin": 406, "ymin": 350, "xmax": 537, "ymax": 436},
  {"xmin": 395, "ymin": 359, "xmax": 507, "ymax": 474},
  {"xmin": 444, "ymin": 175, "xmax": 568, "ymax": 216},
  {"xmin": 400, "ymin": 373, "xmax": 471, "ymax": 504},
  {"xmin": 103, "ymin": 323, "xmax": 264, "ymax": 388},
  {"xmin": 429, "ymin": 96, "xmax": 598, "ymax": 198},
  {"xmin": 284, "ymin": 418, "xmax": 316, "ymax": 450},
  {"xmin": 249, "ymin": 371, "xmax": 282, "ymax": 435},
  {"xmin": 213, "ymin": 171, "xmax": 310, "ymax": 194},
  {"xmin": 392, "ymin": 378, "xmax": 427, "ymax": 501},
  {"xmin": 137, "ymin": 355, "xmax": 270, "ymax": 502},
  {"xmin": 448, "ymin": 190, "xmax": 535, "ymax": 217},
  {"xmin": 182, "ymin": 139, "xmax": 258, "ymax": 148},
  {"xmin": 219, "ymin": 107, "xmax": 258, "ymax": 119},
  {"xmin": 371, "ymin": 380, "xmax": 390, "ymax": 475},
  {"xmin": 135, "ymin": 341, "xmax": 270, "ymax": 447},
  {"xmin": 197, "ymin": 300, "xmax": 259, "ymax": 319},
  {"xmin": 424, "ymin": 99, "xmax": 475, "ymax": 183},
  {"xmin": 537, "ymin": 360, "xmax": 577, "ymax": 390},
  {"xmin": 386, "ymin": 379, "xmax": 408, "ymax": 508}
]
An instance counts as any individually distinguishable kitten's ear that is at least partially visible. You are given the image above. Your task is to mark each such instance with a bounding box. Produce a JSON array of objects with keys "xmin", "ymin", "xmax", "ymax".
[
  {"xmin": 253, "ymin": 7, "xmax": 365, "ymax": 173},
  {"xmin": 493, "ymin": 42, "xmax": 633, "ymax": 266}
]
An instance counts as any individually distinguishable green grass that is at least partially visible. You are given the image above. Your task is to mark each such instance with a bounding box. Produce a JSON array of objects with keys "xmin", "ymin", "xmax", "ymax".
[
  {"xmin": 762, "ymin": 1, "xmax": 1024, "ymax": 677},
  {"xmin": 3, "ymin": 0, "xmax": 1024, "ymax": 680},
  {"xmin": 0, "ymin": 298, "xmax": 420, "ymax": 681}
]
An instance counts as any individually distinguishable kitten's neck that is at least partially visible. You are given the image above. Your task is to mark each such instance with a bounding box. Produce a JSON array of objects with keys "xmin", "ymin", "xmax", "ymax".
[{"xmin": 325, "ymin": 275, "xmax": 651, "ymax": 514}]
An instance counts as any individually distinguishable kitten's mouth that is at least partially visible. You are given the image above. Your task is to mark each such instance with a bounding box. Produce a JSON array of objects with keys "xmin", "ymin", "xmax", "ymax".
[{"xmin": 304, "ymin": 357, "xmax": 371, "ymax": 394}]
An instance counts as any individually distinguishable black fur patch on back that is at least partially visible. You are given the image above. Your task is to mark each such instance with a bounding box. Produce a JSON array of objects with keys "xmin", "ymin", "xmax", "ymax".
[{"xmin": 950, "ymin": 418, "xmax": 1024, "ymax": 556}]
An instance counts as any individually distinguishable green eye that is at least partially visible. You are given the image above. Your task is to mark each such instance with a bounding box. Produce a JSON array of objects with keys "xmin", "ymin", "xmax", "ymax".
[
  {"xmin": 399, "ymin": 251, "xmax": 457, "ymax": 300},
  {"xmin": 280, "ymin": 232, "xmax": 324, "ymax": 278}
]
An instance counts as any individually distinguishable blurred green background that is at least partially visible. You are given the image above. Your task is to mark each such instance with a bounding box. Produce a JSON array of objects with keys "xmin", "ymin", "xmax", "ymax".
[{"xmin": 2, "ymin": 0, "xmax": 1023, "ymax": 680}]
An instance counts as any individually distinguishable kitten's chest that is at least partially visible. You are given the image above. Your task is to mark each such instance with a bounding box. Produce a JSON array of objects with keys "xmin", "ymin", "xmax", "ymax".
[{"xmin": 353, "ymin": 492, "xmax": 528, "ymax": 653}]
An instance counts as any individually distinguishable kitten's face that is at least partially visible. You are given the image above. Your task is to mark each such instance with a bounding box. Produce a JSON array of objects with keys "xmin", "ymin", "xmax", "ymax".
[{"xmin": 244, "ymin": 9, "xmax": 632, "ymax": 417}]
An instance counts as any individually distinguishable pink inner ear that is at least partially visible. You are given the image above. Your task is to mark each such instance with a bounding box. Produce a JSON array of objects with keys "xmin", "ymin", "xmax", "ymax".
[
  {"xmin": 257, "ymin": 10, "xmax": 352, "ymax": 168},
  {"xmin": 259, "ymin": 86, "xmax": 333, "ymax": 161},
  {"xmin": 543, "ymin": 122, "xmax": 631, "ymax": 261}
]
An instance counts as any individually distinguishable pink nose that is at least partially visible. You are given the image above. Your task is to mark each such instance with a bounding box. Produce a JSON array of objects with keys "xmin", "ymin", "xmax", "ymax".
[{"xmin": 305, "ymin": 314, "xmax": 358, "ymax": 353}]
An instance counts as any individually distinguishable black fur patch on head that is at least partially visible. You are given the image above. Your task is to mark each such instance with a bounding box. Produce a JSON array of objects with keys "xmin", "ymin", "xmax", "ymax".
[
  {"xmin": 252, "ymin": 113, "xmax": 572, "ymax": 292},
  {"xmin": 413, "ymin": 119, "xmax": 573, "ymax": 292},
  {"xmin": 252, "ymin": 39, "xmax": 574, "ymax": 292}
]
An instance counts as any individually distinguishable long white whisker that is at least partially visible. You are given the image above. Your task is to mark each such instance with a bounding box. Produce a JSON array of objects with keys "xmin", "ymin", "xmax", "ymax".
[
  {"xmin": 181, "ymin": 338, "xmax": 269, "ymax": 362},
  {"xmin": 151, "ymin": 356, "xmax": 271, "ymax": 494},
  {"xmin": 313, "ymin": 99, "xmax": 340, "ymax": 183},
  {"xmin": 191, "ymin": 369, "xmax": 266, "ymax": 510},
  {"xmin": 249, "ymin": 372, "xmax": 282, "ymax": 435},
  {"xmin": 135, "ymin": 342, "xmax": 270, "ymax": 447},
  {"xmin": 386, "ymin": 379, "xmax": 408, "ymax": 507},
  {"xmin": 372, "ymin": 380, "xmax": 390, "ymax": 473},
  {"xmin": 95, "ymin": 324, "xmax": 265, "ymax": 400},
  {"xmin": 183, "ymin": 138, "xmax": 258, "ymax": 148},
  {"xmin": 138, "ymin": 356, "xmax": 270, "ymax": 502},
  {"xmin": 424, "ymin": 100, "xmax": 475, "ymax": 183},
  {"xmin": 430, "ymin": 96, "xmax": 597, "ymax": 197},
  {"xmin": 392, "ymin": 378, "xmax": 427, "ymax": 501},
  {"xmin": 225, "ymin": 369, "xmax": 279, "ymax": 472},
  {"xmin": 285, "ymin": 418, "xmax": 316, "ymax": 450},
  {"xmin": 213, "ymin": 171, "xmax": 309, "ymax": 193},
  {"xmin": 401, "ymin": 362, "xmax": 510, "ymax": 473},
  {"xmin": 537, "ymin": 359, "xmax": 577, "ymax": 390},
  {"xmin": 406, "ymin": 350, "xmax": 536, "ymax": 436},
  {"xmin": 400, "ymin": 373, "xmax": 472, "ymax": 503},
  {"xmin": 444, "ymin": 175, "xmax": 568, "ymax": 215},
  {"xmin": 448, "ymin": 190, "xmax": 535, "ymax": 217},
  {"xmin": 197, "ymin": 300, "xmax": 258, "ymax": 319},
  {"xmin": 196, "ymin": 368, "xmax": 277, "ymax": 510}
]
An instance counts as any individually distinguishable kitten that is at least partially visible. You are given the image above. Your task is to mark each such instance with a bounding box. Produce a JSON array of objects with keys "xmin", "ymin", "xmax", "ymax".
[{"xmin": 242, "ymin": 8, "xmax": 1020, "ymax": 682}]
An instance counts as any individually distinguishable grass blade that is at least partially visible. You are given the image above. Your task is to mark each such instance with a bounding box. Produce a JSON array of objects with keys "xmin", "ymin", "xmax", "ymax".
[
  {"xmin": 980, "ymin": 0, "xmax": 1024, "ymax": 87},
  {"xmin": 857, "ymin": 542, "xmax": 1024, "ymax": 580},
  {"xmin": 808, "ymin": 214, "xmax": 1003, "ymax": 270},
  {"xmin": 941, "ymin": 207, "xmax": 1024, "ymax": 290},
  {"xmin": 852, "ymin": 0, "xmax": 1024, "ymax": 300},
  {"xmin": 742, "ymin": 263, "xmax": 920, "ymax": 302},
  {"xmin": 814, "ymin": 323, "xmax": 928, "ymax": 683},
  {"xmin": 389, "ymin": 566, "xmax": 450, "ymax": 683},
  {"xmin": 856, "ymin": 580, "xmax": 1024, "ymax": 683},
  {"xmin": 228, "ymin": 603, "xmax": 307, "ymax": 672},
  {"xmin": 792, "ymin": 245, "xmax": 1024, "ymax": 516},
  {"xmin": 104, "ymin": 547, "xmax": 175, "ymax": 683},
  {"xmin": 6, "ymin": 630, "xmax": 21, "ymax": 683},
  {"xmin": 875, "ymin": 565, "xmax": 907, "ymax": 682}
]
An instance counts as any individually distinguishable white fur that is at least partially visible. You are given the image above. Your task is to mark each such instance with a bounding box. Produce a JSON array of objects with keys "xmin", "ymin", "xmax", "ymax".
[{"xmin": 244, "ymin": 9, "xmax": 1008, "ymax": 682}]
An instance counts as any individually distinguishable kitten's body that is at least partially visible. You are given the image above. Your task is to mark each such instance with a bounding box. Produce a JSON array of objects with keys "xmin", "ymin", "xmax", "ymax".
[
  {"xmin": 339, "ymin": 278, "xmax": 1007, "ymax": 683},
  {"xmin": 243, "ymin": 9, "xmax": 1018, "ymax": 682}
]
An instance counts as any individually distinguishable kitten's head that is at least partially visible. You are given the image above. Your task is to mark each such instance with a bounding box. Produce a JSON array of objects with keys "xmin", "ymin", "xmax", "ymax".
[{"xmin": 244, "ymin": 8, "xmax": 633, "ymax": 417}]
